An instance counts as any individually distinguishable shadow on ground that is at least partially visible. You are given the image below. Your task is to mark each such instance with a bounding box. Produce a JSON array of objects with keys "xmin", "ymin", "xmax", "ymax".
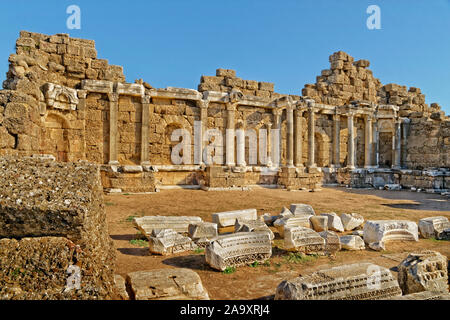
[
  {"xmin": 162, "ymin": 254, "xmax": 213, "ymax": 271},
  {"xmin": 117, "ymin": 247, "xmax": 148, "ymax": 256}
]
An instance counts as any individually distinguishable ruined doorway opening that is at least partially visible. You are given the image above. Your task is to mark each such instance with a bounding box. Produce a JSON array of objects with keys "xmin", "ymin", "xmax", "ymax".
[
  {"xmin": 379, "ymin": 132, "xmax": 393, "ymax": 168},
  {"xmin": 42, "ymin": 113, "xmax": 70, "ymax": 162}
]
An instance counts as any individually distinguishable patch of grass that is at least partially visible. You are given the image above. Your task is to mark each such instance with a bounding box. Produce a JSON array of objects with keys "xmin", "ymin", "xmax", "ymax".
[
  {"xmin": 129, "ymin": 239, "xmax": 148, "ymax": 247},
  {"xmin": 283, "ymin": 252, "xmax": 318, "ymax": 264},
  {"xmin": 125, "ymin": 215, "xmax": 137, "ymax": 222},
  {"xmin": 249, "ymin": 261, "xmax": 260, "ymax": 268},
  {"xmin": 194, "ymin": 248, "xmax": 205, "ymax": 254},
  {"xmin": 222, "ymin": 266, "xmax": 236, "ymax": 274},
  {"xmin": 105, "ymin": 202, "xmax": 116, "ymax": 206},
  {"xmin": 122, "ymin": 193, "xmax": 130, "ymax": 196},
  {"xmin": 262, "ymin": 260, "xmax": 271, "ymax": 267},
  {"xmin": 267, "ymin": 262, "xmax": 282, "ymax": 274},
  {"xmin": 428, "ymin": 237, "xmax": 444, "ymax": 243}
]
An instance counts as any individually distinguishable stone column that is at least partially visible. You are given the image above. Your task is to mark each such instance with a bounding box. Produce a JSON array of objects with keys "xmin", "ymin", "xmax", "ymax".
[
  {"xmin": 272, "ymin": 108, "xmax": 282, "ymax": 167},
  {"xmin": 236, "ymin": 127, "xmax": 246, "ymax": 167},
  {"xmin": 307, "ymin": 101, "xmax": 316, "ymax": 169},
  {"xmin": 195, "ymin": 99, "xmax": 208, "ymax": 165},
  {"xmin": 140, "ymin": 95, "xmax": 151, "ymax": 166},
  {"xmin": 77, "ymin": 90, "xmax": 87, "ymax": 160},
  {"xmin": 225, "ymin": 102, "xmax": 236, "ymax": 167},
  {"xmin": 286, "ymin": 106, "xmax": 294, "ymax": 167},
  {"xmin": 266, "ymin": 123, "xmax": 273, "ymax": 167},
  {"xmin": 107, "ymin": 92, "xmax": 119, "ymax": 165},
  {"xmin": 393, "ymin": 120, "xmax": 402, "ymax": 169},
  {"xmin": 372, "ymin": 119, "xmax": 379, "ymax": 167},
  {"xmin": 347, "ymin": 112, "xmax": 355, "ymax": 170},
  {"xmin": 294, "ymin": 109, "xmax": 303, "ymax": 167},
  {"xmin": 364, "ymin": 114, "xmax": 373, "ymax": 168},
  {"xmin": 332, "ymin": 114, "xmax": 341, "ymax": 167}
]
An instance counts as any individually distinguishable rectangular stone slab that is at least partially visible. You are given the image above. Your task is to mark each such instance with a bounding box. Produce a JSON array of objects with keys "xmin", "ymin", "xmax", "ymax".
[
  {"xmin": 275, "ymin": 262, "xmax": 402, "ymax": 300},
  {"xmin": 211, "ymin": 209, "xmax": 257, "ymax": 228},
  {"xmin": 134, "ymin": 216, "xmax": 202, "ymax": 235},
  {"xmin": 205, "ymin": 232, "xmax": 272, "ymax": 271},
  {"xmin": 363, "ymin": 220, "xmax": 418, "ymax": 247}
]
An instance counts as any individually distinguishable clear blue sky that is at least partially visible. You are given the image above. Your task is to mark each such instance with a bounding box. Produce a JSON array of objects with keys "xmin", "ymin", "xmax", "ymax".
[{"xmin": 1, "ymin": 0, "xmax": 449, "ymax": 113}]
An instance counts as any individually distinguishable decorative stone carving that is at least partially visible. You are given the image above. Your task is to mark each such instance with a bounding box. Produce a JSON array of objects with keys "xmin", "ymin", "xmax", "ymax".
[
  {"xmin": 289, "ymin": 204, "xmax": 315, "ymax": 216},
  {"xmin": 205, "ymin": 232, "xmax": 272, "ymax": 271},
  {"xmin": 340, "ymin": 235, "xmax": 365, "ymax": 250},
  {"xmin": 320, "ymin": 212, "xmax": 344, "ymax": 233},
  {"xmin": 275, "ymin": 263, "xmax": 402, "ymax": 300},
  {"xmin": 126, "ymin": 269, "xmax": 209, "ymax": 300},
  {"xmin": 397, "ymin": 250, "xmax": 448, "ymax": 295},
  {"xmin": 44, "ymin": 83, "xmax": 79, "ymax": 111},
  {"xmin": 211, "ymin": 209, "xmax": 257, "ymax": 228},
  {"xmin": 418, "ymin": 216, "xmax": 450, "ymax": 239},
  {"xmin": 310, "ymin": 215, "xmax": 328, "ymax": 232},
  {"xmin": 389, "ymin": 291, "xmax": 450, "ymax": 300},
  {"xmin": 363, "ymin": 220, "xmax": 418, "ymax": 250},
  {"xmin": 134, "ymin": 216, "xmax": 202, "ymax": 235},
  {"xmin": 319, "ymin": 231, "xmax": 341, "ymax": 255},
  {"xmin": 274, "ymin": 216, "xmax": 312, "ymax": 237},
  {"xmin": 234, "ymin": 219, "xmax": 274, "ymax": 240},
  {"xmin": 284, "ymin": 226, "xmax": 326, "ymax": 255},
  {"xmin": 149, "ymin": 229, "xmax": 197, "ymax": 255},
  {"xmin": 340, "ymin": 213, "xmax": 364, "ymax": 231}
]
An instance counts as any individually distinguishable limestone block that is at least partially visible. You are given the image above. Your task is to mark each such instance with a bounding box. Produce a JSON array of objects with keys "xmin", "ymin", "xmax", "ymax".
[
  {"xmin": 340, "ymin": 213, "xmax": 364, "ymax": 231},
  {"xmin": 260, "ymin": 213, "xmax": 278, "ymax": 226},
  {"xmin": 418, "ymin": 216, "xmax": 450, "ymax": 239},
  {"xmin": 275, "ymin": 263, "xmax": 402, "ymax": 300},
  {"xmin": 289, "ymin": 204, "xmax": 315, "ymax": 216},
  {"xmin": 438, "ymin": 228, "xmax": 450, "ymax": 240},
  {"xmin": 320, "ymin": 213, "xmax": 345, "ymax": 233},
  {"xmin": 274, "ymin": 216, "xmax": 312, "ymax": 237},
  {"xmin": 352, "ymin": 230, "xmax": 364, "ymax": 237},
  {"xmin": 363, "ymin": 220, "xmax": 419, "ymax": 249},
  {"xmin": 398, "ymin": 251, "xmax": 448, "ymax": 295},
  {"xmin": 279, "ymin": 207, "xmax": 294, "ymax": 219},
  {"xmin": 188, "ymin": 222, "xmax": 218, "ymax": 247},
  {"xmin": 319, "ymin": 231, "xmax": 341, "ymax": 255},
  {"xmin": 340, "ymin": 235, "xmax": 365, "ymax": 251},
  {"xmin": 205, "ymin": 232, "xmax": 272, "ymax": 271},
  {"xmin": 284, "ymin": 226, "xmax": 326, "ymax": 255},
  {"xmin": 310, "ymin": 215, "xmax": 328, "ymax": 232},
  {"xmin": 235, "ymin": 219, "xmax": 274, "ymax": 240},
  {"xmin": 149, "ymin": 229, "xmax": 197, "ymax": 255},
  {"xmin": 126, "ymin": 269, "xmax": 209, "ymax": 300},
  {"xmin": 134, "ymin": 216, "xmax": 202, "ymax": 235},
  {"xmin": 211, "ymin": 209, "xmax": 257, "ymax": 228},
  {"xmin": 114, "ymin": 275, "xmax": 129, "ymax": 300}
]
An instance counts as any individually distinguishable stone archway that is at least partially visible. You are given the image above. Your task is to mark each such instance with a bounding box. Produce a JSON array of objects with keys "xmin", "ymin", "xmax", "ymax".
[
  {"xmin": 314, "ymin": 129, "xmax": 331, "ymax": 167},
  {"xmin": 42, "ymin": 113, "xmax": 70, "ymax": 162},
  {"xmin": 378, "ymin": 119, "xmax": 394, "ymax": 168}
]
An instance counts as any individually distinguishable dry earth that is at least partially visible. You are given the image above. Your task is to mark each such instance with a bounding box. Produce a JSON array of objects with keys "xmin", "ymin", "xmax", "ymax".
[{"xmin": 105, "ymin": 187, "xmax": 450, "ymax": 300}]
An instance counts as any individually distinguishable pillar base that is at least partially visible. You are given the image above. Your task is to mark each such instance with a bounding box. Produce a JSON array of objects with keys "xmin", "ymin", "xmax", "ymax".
[
  {"xmin": 347, "ymin": 165, "xmax": 356, "ymax": 170},
  {"xmin": 140, "ymin": 161, "xmax": 151, "ymax": 166},
  {"xmin": 330, "ymin": 164, "xmax": 341, "ymax": 169},
  {"xmin": 392, "ymin": 165, "xmax": 402, "ymax": 170},
  {"xmin": 108, "ymin": 160, "xmax": 120, "ymax": 166},
  {"xmin": 364, "ymin": 165, "xmax": 378, "ymax": 169}
]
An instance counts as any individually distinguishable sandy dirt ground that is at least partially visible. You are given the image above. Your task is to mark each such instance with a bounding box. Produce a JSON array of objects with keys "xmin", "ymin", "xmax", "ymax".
[{"xmin": 105, "ymin": 187, "xmax": 450, "ymax": 300}]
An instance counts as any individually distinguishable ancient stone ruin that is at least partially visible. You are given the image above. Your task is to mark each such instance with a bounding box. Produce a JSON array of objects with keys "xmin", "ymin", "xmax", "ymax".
[
  {"xmin": 0, "ymin": 156, "xmax": 116, "ymax": 299},
  {"xmin": 0, "ymin": 31, "xmax": 448, "ymax": 193},
  {"xmin": 275, "ymin": 262, "xmax": 403, "ymax": 300}
]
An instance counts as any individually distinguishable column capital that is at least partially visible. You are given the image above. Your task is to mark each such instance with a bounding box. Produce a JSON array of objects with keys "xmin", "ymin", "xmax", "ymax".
[
  {"xmin": 196, "ymin": 99, "xmax": 209, "ymax": 109},
  {"xmin": 107, "ymin": 92, "xmax": 119, "ymax": 102},
  {"xmin": 77, "ymin": 90, "xmax": 87, "ymax": 99},
  {"xmin": 226, "ymin": 102, "xmax": 237, "ymax": 111},
  {"xmin": 333, "ymin": 113, "xmax": 341, "ymax": 121},
  {"xmin": 272, "ymin": 108, "xmax": 283, "ymax": 117},
  {"xmin": 141, "ymin": 95, "xmax": 151, "ymax": 104},
  {"xmin": 306, "ymin": 99, "xmax": 316, "ymax": 108}
]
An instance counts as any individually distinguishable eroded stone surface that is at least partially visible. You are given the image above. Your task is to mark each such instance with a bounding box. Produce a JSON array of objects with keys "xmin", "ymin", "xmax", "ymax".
[
  {"xmin": 211, "ymin": 209, "xmax": 257, "ymax": 228},
  {"xmin": 134, "ymin": 216, "xmax": 202, "ymax": 235},
  {"xmin": 363, "ymin": 220, "xmax": 418, "ymax": 249},
  {"xmin": 274, "ymin": 216, "xmax": 312, "ymax": 237},
  {"xmin": 284, "ymin": 226, "xmax": 326, "ymax": 255},
  {"xmin": 310, "ymin": 215, "xmax": 328, "ymax": 232},
  {"xmin": 320, "ymin": 212, "xmax": 344, "ymax": 233},
  {"xmin": 397, "ymin": 251, "xmax": 448, "ymax": 295},
  {"xmin": 319, "ymin": 231, "xmax": 341, "ymax": 255},
  {"xmin": 235, "ymin": 219, "xmax": 274, "ymax": 240},
  {"xmin": 149, "ymin": 229, "xmax": 197, "ymax": 255},
  {"xmin": 389, "ymin": 291, "xmax": 450, "ymax": 300},
  {"xmin": 418, "ymin": 216, "xmax": 450, "ymax": 239},
  {"xmin": 126, "ymin": 269, "xmax": 209, "ymax": 300},
  {"xmin": 114, "ymin": 275, "xmax": 129, "ymax": 300},
  {"xmin": 275, "ymin": 263, "xmax": 402, "ymax": 300},
  {"xmin": 205, "ymin": 232, "xmax": 272, "ymax": 271},
  {"xmin": 340, "ymin": 213, "xmax": 364, "ymax": 231},
  {"xmin": 289, "ymin": 204, "xmax": 315, "ymax": 216},
  {"xmin": 340, "ymin": 235, "xmax": 365, "ymax": 250}
]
